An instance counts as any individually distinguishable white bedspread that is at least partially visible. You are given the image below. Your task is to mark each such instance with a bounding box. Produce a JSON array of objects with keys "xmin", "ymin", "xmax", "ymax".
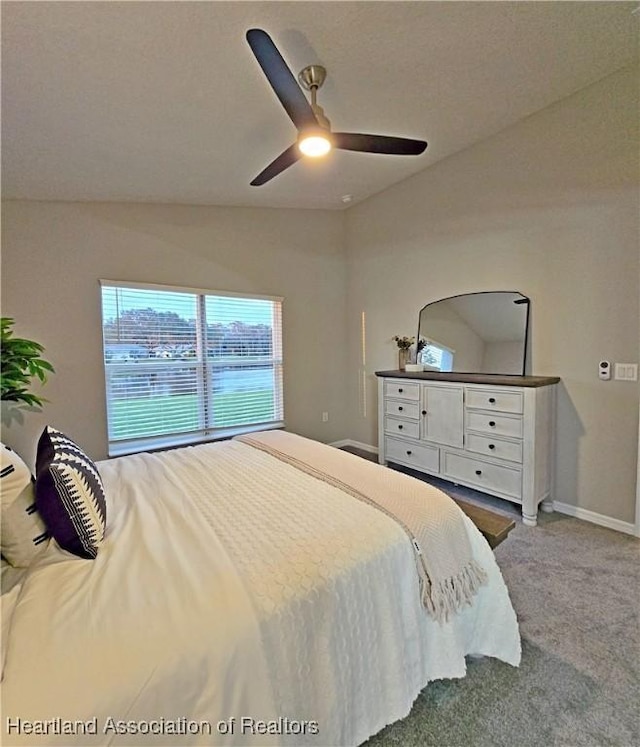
[{"xmin": 1, "ymin": 439, "xmax": 520, "ymax": 746}]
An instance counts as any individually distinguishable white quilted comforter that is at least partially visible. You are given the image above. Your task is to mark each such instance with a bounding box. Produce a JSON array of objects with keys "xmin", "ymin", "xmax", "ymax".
[{"xmin": 1, "ymin": 438, "xmax": 520, "ymax": 746}]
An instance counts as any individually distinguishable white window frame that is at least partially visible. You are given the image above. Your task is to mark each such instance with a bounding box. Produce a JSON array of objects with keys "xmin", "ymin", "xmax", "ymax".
[{"xmin": 100, "ymin": 280, "xmax": 284, "ymax": 456}]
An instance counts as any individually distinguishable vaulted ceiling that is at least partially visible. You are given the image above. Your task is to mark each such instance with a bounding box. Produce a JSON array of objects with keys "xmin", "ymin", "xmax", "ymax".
[{"xmin": 2, "ymin": 1, "xmax": 638, "ymax": 210}]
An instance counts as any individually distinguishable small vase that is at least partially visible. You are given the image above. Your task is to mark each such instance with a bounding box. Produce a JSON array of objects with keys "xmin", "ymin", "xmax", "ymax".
[{"xmin": 398, "ymin": 348, "xmax": 411, "ymax": 371}]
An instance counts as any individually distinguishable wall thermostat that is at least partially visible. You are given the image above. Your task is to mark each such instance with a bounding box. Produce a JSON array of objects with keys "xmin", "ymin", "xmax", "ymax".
[{"xmin": 598, "ymin": 360, "xmax": 611, "ymax": 380}]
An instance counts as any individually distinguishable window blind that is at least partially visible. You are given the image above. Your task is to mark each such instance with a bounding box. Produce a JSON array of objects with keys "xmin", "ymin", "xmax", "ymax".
[{"xmin": 100, "ymin": 281, "xmax": 284, "ymax": 456}]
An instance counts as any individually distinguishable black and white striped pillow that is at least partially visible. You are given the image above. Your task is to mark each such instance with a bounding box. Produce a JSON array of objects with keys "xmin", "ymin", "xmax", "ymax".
[
  {"xmin": 35, "ymin": 427, "xmax": 107, "ymax": 560},
  {"xmin": 1, "ymin": 444, "xmax": 50, "ymax": 567}
]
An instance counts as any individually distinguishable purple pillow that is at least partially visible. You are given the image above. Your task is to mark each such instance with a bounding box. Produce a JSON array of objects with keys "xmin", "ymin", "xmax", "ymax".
[{"xmin": 35, "ymin": 427, "xmax": 106, "ymax": 559}]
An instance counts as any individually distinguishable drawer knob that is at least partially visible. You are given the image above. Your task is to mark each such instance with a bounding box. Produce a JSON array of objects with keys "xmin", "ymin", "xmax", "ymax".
[
  {"xmin": 489, "ymin": 397, "xmax": 496, "ymax": 404},
  {"xmin": 406, "ymin": 450, "xmax": 412, "ymax": 456},
  {"xmin": 398, "ymin": 388, "xmax": 404, "ymax": 393},
  {"xmin": 475, "ymin": 469, "xmax": 482, "ymax": 476},
  {"xmin": 398, "ymin": 406, "xmax": 403, "ymax": 411},
  {"xmin": 489, "ymin": 421, "xmax": 496, "ymax": 427},
  {"xmin": 398, "ymin": 424, "xmax": 403, "ymax": 430},
  {"xmin": 421, "ymin": 410, "xmax": 427, "ymax": 416},
  {"xmin": 488, "ymin": 444, "xmax": 495, "ymax": 450}
]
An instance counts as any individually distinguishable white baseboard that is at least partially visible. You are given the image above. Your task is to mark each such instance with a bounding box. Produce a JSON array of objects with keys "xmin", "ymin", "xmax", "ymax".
[
  {"xmin": 330, "ymin": 439, "xmax": 379, "ymax": 455},
  {"xmin": 553, "ymin": 501, "xmax": 637, "ymax": 536}
]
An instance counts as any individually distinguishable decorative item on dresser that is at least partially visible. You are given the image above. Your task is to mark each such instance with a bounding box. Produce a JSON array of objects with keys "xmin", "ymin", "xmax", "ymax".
[
  {"xmin": 376, "ymin": 371, "xmax": 560, "ymax": 527},
  {"xmin": 393, "ymin": 335, "xmax": 415, "ymax": 371}
]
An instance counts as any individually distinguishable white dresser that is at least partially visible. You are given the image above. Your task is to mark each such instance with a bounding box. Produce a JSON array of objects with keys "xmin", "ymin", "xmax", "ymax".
[{"xmin": 376, "ymin": 371, "xmax": 559, "ymax": 526}]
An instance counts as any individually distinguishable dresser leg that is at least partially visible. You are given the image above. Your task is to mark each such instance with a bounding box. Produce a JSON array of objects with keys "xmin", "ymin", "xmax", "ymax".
[
  {"xmin": 540, "ymin": 498, "xmax": 554, "ymax": 513},
  {"xmin": 521, "ymin": 510, "xmax": 538, "ymax": 527}
]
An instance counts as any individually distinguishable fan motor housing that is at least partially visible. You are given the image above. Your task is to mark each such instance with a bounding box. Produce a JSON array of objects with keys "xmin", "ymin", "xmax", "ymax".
[{"xmin": 298, "ymin": 65, "xmax": 327, "ymax": 91}]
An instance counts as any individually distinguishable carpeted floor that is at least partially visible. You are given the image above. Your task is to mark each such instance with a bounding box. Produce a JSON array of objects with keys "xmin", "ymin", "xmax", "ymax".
[{"xmin": 352, "ymin": 453, "xmax": 640, "ymax": 747}]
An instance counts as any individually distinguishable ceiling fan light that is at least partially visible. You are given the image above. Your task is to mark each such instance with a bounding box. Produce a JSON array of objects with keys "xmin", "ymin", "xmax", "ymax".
[{"xmin": 298, "ymin": 130, "xmax": 332, "ymax": 157}]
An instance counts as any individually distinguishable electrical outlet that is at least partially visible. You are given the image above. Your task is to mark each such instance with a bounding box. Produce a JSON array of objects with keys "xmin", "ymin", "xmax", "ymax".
[
  {"xmin": 322, "ymin": 412, "xmax": 329, "ymax": 422},
  {"xmin": 614, "ymin": 363, "xmax": 638, "ymax": 381}
]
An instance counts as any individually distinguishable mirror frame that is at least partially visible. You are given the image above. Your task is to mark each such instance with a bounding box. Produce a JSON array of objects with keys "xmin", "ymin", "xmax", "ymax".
[{"xmin": 416, "ymin": 290, "xmax": 530, "ymax": 376}]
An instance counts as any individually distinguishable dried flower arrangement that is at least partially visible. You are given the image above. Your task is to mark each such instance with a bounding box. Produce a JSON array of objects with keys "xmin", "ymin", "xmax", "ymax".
[{"xmin": 392, "ymin": 335, "xmax": 415, "ymax": 350}]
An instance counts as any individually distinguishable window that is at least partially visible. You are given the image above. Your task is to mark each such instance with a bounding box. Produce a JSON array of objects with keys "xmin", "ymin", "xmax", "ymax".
[
  {"xmin": 100, "ymin": 281, "xmax": 283, "ymax": 456},
  {"xmin": 419, "ymin": 339, "xmax": 454, "ymax": 372}
]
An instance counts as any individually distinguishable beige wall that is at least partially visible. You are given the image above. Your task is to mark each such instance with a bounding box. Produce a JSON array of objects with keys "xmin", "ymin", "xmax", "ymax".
[
  {"xmin": 1, "ymin": 201, "xmax": 348, "ymax": 464},
  {"xmin": 345, "ymin": 65, "xmax": 639, "ymax": 524},
  {"xmin": 2, "ymin": 65, "xmax": 638, "ymax": 526}
]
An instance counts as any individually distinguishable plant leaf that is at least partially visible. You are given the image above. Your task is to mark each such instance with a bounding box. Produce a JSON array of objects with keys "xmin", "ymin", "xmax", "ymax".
[{"xmin": 0, "ymin": 317, "xmax": 54, "ymax": 410}]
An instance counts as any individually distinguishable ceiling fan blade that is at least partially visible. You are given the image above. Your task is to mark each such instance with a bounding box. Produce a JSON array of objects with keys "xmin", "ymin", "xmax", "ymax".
[
  {"xmin": 246, "ymin": 29, "xmax": 317, "ymax": 130},
  {"xmin": 250, "ymin": 143, "xmax": 301, "ymax": 186},
  {"xmin": 333, "ymin": 132, "xmax": 427, "ymax": 156}
]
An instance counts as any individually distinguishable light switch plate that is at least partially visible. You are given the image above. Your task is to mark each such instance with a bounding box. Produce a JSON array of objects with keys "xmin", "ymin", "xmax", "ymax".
[{"xmin": 614, "ymin": 363, "xmax": 638, "ymax": 381}]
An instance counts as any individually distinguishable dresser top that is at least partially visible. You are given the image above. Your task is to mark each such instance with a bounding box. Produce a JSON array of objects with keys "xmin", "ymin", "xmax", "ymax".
[{"xmin": 375, "ymin": 370, "xmax": 560, "ymax": 388}]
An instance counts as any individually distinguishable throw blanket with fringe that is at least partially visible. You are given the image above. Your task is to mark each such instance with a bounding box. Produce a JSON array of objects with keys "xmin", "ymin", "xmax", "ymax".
[{"xmin": 236, "ymin": 430, "xmax": 487, "ymax": 622}]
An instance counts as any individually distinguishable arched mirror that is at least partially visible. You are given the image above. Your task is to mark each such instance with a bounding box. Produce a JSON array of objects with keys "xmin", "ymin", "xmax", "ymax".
[{"xmin": 417, "ymin": 291, "xmax": 530, "ymax": 375}]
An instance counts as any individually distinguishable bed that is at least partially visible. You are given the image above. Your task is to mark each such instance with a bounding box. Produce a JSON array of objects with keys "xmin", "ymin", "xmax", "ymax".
[{"xmin": 1, "ymin": 429, "xmax": 520, "ymax": 746}]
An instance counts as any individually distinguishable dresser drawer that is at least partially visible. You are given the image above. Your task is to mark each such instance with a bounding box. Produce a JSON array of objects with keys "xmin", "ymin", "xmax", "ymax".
[
  {"xmin": 466, "ymin": 411, "xmax": 523, "ymax": 439},
  {"xmin": 466, "ymin": 388, "xmax": 523, "ymax": 414},
  {"xmin": 443, "ymin": 452, "xmax": 522, "ymax": 499},
  {"xmin": 385, "ymin": 437, "xmax": 439, "ymax": 473},
  {"xmin": 465, "ymin": 433, "xmax": 523, "ymax": 463},
  {"xmin": 384, "ymin": 416, "xmax": 420, "ymax": 439},
  {"xmin": 384, "ymin": 380, "xmax": 420, "ymax": 401},
  {"xmin": 384, "ymin": 399, "xmax": 420, "ymax": 420}
]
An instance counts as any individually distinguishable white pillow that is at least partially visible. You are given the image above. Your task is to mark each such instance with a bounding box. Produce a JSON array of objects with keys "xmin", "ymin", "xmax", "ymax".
[{"xmin": 1, "ymin": 444, "xmax": 49, "ymax": 567}]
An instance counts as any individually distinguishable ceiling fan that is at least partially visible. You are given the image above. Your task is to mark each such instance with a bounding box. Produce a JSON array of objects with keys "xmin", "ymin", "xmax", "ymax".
[{"xmin": 246, "ymin": 29, "xmax": 428, "ymax": 186}]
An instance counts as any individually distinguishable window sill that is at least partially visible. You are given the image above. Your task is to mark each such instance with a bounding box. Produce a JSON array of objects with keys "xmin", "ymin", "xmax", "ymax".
[{"xmin": 107, "ymin": 421, "xmax": 285, "ymax": 458}]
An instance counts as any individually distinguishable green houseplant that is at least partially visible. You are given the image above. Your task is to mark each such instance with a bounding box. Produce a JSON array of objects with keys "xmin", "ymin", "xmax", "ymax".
[{"xmin": 1, "ymin": 317, "xmax": 54, "ymax": 408}]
